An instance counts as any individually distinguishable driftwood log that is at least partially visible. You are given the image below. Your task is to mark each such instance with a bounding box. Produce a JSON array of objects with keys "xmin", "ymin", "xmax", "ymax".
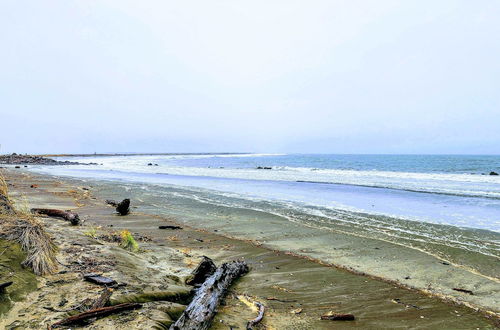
[
  {"xmin": 171, "ymin": 260, "xmax": 249, "ymax": 330},
  {"xmin": 51, "ymin": 303, "xmax": 141, "ymax": 328},
  {"xmin": 116, "ymin": 199, "xmax": 130, "ymax": 215},
  {"xmin": 320, "ymin": 313, "xmax": 355, "ymax": 321},
  {"xmin": 247, "ymin": 301, "xmax": 265, "ymax": 329},
  {"xmin": 185, "ymin": 256, "xmax": 217, "ymax": 286},
  {"xmin": 159, "ymin": 225, "xmax": 183, "ymax": 230},
  {"xmin": 105, "ymin": 199, "xmax": 130, "ymax": 215},
  {"xmin": 31, "ymin": 208, "xmax": 81, "ymax": 225},
  {"xmin": 452, "ymin": 288, "xmax": 474, "ymax": 295}
]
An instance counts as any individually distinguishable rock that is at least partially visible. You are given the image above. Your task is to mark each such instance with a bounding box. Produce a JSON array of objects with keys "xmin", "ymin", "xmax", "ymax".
[
  {"xmin": 256, "ymin": 166, "xmax": 272, "ymax": 170},
  {"xmin": 0, "ymin": 154, "xmax": 88, "ymax": 165},
  {"xmin": 147, "ymin": 163, "xmax": 153, "ymax": 166},
  {"xmin": 490, "ymin": 171, "xmax": 499, "ymax": 176}
]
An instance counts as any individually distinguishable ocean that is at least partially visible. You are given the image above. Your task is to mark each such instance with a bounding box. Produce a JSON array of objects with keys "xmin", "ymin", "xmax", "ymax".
[
  {"xmin": 36, "ymin": 153, "xmax": 500, "ymax": 229},
  {"xmin": 27, "ymin": 153, "xmax": 500, "ymax": 311}
]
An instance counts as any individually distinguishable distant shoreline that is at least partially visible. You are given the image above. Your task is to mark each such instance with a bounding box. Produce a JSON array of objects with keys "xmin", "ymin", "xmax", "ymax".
[{"xmin": 40, "ymin": 152, "xmax": 250, "ymax": 157}]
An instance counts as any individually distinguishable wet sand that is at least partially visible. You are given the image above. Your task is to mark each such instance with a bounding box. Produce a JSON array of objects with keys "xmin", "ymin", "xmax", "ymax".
[{"xmin": 1, "ymin": 169, "xmax": 499, "ymax": 329}]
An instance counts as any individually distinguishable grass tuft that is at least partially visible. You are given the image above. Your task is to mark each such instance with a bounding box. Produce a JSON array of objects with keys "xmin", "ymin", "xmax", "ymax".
[
  {"xmin": 0, "ymin": 172, "xmax": 8, "ymax": 198},
  {"xmin": 84, "ymin": 224, "xmax": 100, "ymax": 239},
  {"xmin": 120, "ymin": 230, "xmax": 139, "ymax": 252},
  {"xmin": 0, "ymin": 213, "xmax": 58, "ymax": 275},
  {"xmin": 0, "ymin": 172, "xmax": 58, "ymax": 275},
  {"xmin": 0, "ymin": 172, "xmax": 14, "ymax": 214},
  {"xmin": 15, "ymin": 195, "xmax": 32, "ymax": 216}
]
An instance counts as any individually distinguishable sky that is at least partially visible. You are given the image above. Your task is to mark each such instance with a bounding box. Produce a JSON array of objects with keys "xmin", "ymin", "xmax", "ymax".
[{"xmin": 0, "ymin": 0, "xmax": 499, "ymax": 154}]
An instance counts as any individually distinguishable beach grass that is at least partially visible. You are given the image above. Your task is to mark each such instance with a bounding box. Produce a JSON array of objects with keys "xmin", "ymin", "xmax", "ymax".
[
  {"xmin": 120, "ymin": 230, "xmax": 139, "ymax": 252},
  {"xmin": 0, "ymin": 173, "xmax": 8, "ymax": 198},
  {"xmin": 0, "ymin": 172, "xmax": 58, "ymax": 275}
]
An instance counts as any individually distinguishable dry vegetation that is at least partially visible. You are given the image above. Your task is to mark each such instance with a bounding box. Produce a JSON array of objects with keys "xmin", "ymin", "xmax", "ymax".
[
  {"xmin": 0, "ymin": 173, "xmax": 14, "ymax": 214},
  {"xmin": 0, "ymin": 171, "xmax": 58, "ymax": 275},
  {"xmin": 0, "ymin": 173, "xmax": 8, "ymax": 197}
]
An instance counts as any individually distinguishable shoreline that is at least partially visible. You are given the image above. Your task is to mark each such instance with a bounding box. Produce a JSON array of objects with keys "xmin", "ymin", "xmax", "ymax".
[
  {"xmin": 1, "ymin": 168, "xmax": 499, "ymax": 329},
  {"xmin": 39, "ymin": 166, "xmax": 499, "ymax": 312}
]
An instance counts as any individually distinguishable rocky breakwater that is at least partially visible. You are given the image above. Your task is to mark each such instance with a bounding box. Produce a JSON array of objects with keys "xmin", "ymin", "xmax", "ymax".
[{"xmin": 0, "ymin": 153, "xmax": 94, "ymax": 165}]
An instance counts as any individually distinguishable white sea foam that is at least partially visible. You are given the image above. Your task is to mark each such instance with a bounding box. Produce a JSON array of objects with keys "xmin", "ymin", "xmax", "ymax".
[
  {"xmin": 54, "ymin": 154, "xmax": 500, "ymax": 199},
  {"xmin": 29, "ymin": 154, "xmax": 500, "ymax": 232}
]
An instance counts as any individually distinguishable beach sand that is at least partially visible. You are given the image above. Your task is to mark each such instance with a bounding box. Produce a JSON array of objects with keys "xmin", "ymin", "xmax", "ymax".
[{"xmin": 1, "ymin": 169, "xmax": 498, "ymax": 329}]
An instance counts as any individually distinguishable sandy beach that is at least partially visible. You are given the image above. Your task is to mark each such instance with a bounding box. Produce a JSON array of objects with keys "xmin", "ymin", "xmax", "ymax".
[
  {"xmin": 0, "ymin": 168, "xmax": 498, "ymax": 329},
  {"xmin": 2, "ymin": 0, "xmax": 500, "ymax": 328}
]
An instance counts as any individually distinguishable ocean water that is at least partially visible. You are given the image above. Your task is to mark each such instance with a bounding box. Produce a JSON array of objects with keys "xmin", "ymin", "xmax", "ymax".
[
  {"xmin": 26, "ymin": 153, "xmax": 500, "ymax": 311},
  {"xmin": 36, "ymin": 153, "xmax": 500, "ymax": 229}
]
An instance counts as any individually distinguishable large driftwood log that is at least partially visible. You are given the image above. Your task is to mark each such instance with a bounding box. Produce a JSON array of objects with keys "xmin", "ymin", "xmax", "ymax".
[
  {"xmin": 31, "ymin": 208, "xmax": 81, "ymax": 225},
  {"xmin": 171, "ymin": 260, "xmax": 249, "ymax": 330},
  {"xmin": 51, "ymin": 303, "xmax": 141, "ymax": 328}
]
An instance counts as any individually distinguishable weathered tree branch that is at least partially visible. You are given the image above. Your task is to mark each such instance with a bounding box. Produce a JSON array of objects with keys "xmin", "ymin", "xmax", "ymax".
[
  {"xmin": 247, "ymin": 301, "xmax": 265, "ymax": 329},
  {"xmin": 51, "ymin": 303, "xmax": 141, "ymax": 328},
  {"xmin": 31, "ymin": 208, "xmax": 81, "ymax": 226}
]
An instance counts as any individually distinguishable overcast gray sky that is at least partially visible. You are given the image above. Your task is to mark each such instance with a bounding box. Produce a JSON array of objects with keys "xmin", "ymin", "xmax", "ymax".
[{"xmin": 1, "ymin": 1, "xmax": 499, "ymax": 154}]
